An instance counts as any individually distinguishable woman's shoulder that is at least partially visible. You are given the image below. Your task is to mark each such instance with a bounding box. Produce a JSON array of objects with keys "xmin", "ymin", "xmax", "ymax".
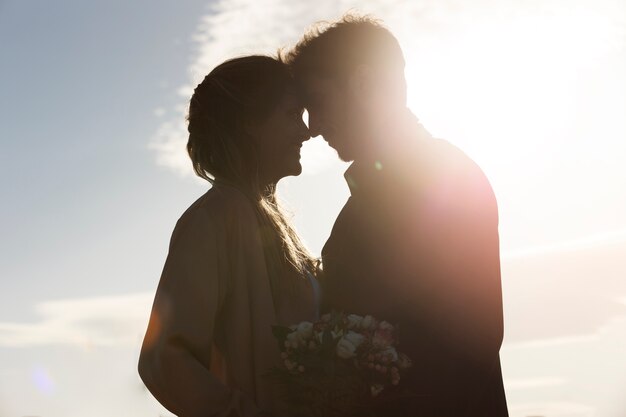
[{"xmin": 174, "ymin": 184, "xmax": 259, "ymax": 238}]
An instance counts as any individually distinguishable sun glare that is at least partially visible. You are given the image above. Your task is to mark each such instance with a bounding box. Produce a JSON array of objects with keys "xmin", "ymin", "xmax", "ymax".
[
  {"xmin": 404, "ymin": 7, "xmax": 621, "ymax": 167},
  {"xmin": 398, "ymin": 4, "xmax": 626, "ymax": 249}
]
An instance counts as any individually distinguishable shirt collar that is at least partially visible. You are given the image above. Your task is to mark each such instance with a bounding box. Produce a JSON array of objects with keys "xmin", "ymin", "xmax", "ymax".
[{"xmin": 343, "ymin": 111, "xmax": 432, "ymax": 196}]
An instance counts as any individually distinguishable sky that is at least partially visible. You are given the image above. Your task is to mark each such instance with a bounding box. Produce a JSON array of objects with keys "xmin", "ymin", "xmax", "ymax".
[{"xmin": 1, "ymin": 0, "xmax": 625, "ymax": 416}]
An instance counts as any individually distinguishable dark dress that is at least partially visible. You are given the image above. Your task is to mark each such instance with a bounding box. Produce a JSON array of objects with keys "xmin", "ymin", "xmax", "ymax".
[{"xmin": 321, "ymin": 111, "xmax": 509, "ymax": 417}]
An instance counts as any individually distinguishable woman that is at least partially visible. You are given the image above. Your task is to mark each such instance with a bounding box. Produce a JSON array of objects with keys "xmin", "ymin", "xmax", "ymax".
[{"xmin": 138, "ymin": 55, "xmax": 320, "ymax": 417}]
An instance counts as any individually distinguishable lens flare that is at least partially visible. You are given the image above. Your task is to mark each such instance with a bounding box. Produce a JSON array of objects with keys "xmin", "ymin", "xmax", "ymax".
[{"xmin": 31, "ymin": 366, "xmax": 54, "ymax": 395}]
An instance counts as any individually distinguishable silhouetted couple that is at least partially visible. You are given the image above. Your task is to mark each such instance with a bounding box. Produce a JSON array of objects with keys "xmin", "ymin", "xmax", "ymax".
[{"xmin": 139, "ymin": 14, "xmax": 508, "ymax": 417}]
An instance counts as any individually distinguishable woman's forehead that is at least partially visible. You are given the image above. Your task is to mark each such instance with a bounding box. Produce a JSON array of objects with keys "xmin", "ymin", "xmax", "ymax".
[{"xmin": 278, "ymin": 92, "xmax": 304, "ymax": 108}]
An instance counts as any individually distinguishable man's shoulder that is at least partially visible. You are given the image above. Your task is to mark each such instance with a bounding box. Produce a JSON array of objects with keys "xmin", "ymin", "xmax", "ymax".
[
  {"xmin": 419, "ymin": 137, "xmax": 494, "ymax": 197},
  {"xmin": 421, "ymin": 137, "xmax": 485, "ymax": 179},
  {"xmin": 420, "ymin": 138, "xmax": 498, "ymax": 225}
]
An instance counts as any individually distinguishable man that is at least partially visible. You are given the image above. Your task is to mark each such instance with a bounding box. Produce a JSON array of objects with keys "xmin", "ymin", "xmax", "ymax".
[{"xmin": 285, "ymin": 15, "xmax": 508, "ymax": 416}]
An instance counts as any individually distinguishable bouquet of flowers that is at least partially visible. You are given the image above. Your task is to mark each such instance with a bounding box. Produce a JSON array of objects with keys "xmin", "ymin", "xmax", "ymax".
[{"xmin": 268, "ymin": 311, "xmax": 413, "ymax": 417}]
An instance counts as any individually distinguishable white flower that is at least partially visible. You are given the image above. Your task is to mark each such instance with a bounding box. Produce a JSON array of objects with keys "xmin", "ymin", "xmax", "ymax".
[
  {"xmin": 343, "ymin": 331, "xmax": 365, "ymax": 349},
  {"xmin": 316, "ymin": 328, "xmax": 342, "ymax": 344},
  {"xmin": 287, "ymin": 331, "xmax": 301, "ymax": 348},
  {"xmin": 360, "ymin": 315, "xmax": 375, "ymax": 330},
  {"xmin": 346, "ymin": 314, "xmax": 363, "ymax": 329},
  {"xmin": 331, "ymin": 329, "xmax": 344, "ymax": 339},
  {"xmin": 378, "ymin": 321, "xmax": 394, "ymax": 331},
  {"xmin": 336, "ymin": 338, "xmax": 357, "ymax": 359},
  {"xmin": 296, "ymin": 321, "xmax": 313, "ymax": 339},
  {"xmin": 336, "ymin": 331, "xmax": 365, "ymax": 359}
]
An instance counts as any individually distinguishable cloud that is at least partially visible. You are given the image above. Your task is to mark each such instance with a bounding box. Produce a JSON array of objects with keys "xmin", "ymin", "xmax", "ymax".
[
  {"xmin": 148, "ymin": 0, "xmax": 344, "ymax": 177},
  {"xmin": 0, "ymin": 292, "xmax": 153, "ymax": 348},
  {"xmin": 501, "ymin": 315, "xmax": 626, "ymax": 417},
  {"xmin": 501, "ymin": 236, "xmax": 626, "ymax": 343},
  {"xmin": 498, "ymin": 236, "xmax": 626, "ymax": 416},
  {"xmin": 501, "ymin": 227, "xmax": 626, "ymax": 260},
  {"xmin": 504, "ymin": 376, "xmax": 566, "ymax": 390},
  {"xmin": 508, "ymin": 402, "xmax": 595, "ymax": 417}
]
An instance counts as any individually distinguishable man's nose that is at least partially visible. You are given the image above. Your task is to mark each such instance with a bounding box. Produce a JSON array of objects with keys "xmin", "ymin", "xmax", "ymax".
[{"xmin": 298, "ymin": 118, "xmax": 312, "ymax": 143}]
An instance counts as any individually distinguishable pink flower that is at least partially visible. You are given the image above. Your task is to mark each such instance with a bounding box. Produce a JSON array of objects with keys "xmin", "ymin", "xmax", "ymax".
[{"xmin": 372, "ymin": 327, "xmax": 394, "ymax": 349}]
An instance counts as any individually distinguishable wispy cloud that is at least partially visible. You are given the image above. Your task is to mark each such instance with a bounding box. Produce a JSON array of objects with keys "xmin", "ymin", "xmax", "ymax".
[
  {"xmin": 508, "ymin": 402, "xmax": 595, "ymax": 417},
  {"xmin": 501, "ymin": 228, "xmax": 626, "ymax": 260},
  {"xmin": 501, "ymin": 315, "xmax": 626, "ymax": 417},
  {"xmin": 148, "ymin": 0, "xmax": 346, "ymax": 176},
  {"xmin": 0, "ymin": 292, "xmax": 153, "ymax": 348},
  {"xmin": 504, "ymin": 376, "xmax": 566, "ymax": 390}
]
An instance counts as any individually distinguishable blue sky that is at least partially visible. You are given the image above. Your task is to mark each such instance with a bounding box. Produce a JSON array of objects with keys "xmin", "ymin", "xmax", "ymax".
[
  {"xmin": 1, "ymin": 0, "xmax": 210, "ymax": 317},
  {"xmin": 1, "ymin": 0, "xmax": 625, "ymax": 416}
]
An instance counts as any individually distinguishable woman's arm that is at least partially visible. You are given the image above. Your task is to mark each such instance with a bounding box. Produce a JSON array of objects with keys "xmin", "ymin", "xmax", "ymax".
[{"xmin": 138, "ymin": 206, "xmax": 260, "ymax": 417}]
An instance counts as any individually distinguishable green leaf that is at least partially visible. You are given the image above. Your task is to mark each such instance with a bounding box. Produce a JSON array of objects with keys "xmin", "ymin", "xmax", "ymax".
[
  {"xmin": 329, "ymin": 310, "xmax": 344, "ymax": 328},
  {"xmin": 272, "ymin": 325, "xmax": 293, "ymax": 341},
  {"xmin": 322, "ymin": 328, "xmax": 334, "ymax": 350},
  {"xmin": 323, "ymin": 359, "xmax": 335, "ymax": 375},
  {"xmin": 298, "ymin": 354, "xmax": 325, "ymax": 370}
]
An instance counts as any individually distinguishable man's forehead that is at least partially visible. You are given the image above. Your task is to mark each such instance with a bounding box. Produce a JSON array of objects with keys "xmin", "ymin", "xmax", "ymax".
[
  {"xmin": 298, "ymin": 75, "xmax": 336, "ymax": 98},
  {"xmin": 277, "ymin": 92, "xmax": 300, "ymax": 107}
]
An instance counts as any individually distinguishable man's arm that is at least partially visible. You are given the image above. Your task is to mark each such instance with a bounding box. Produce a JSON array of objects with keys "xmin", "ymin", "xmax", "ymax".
[
  {"xmin": 435, "ymin": 182, "xmax": 504, "ymax": 414},
  {"xmin": 397, "ymin": 164, "xmax": 504, "ymax": 415}
]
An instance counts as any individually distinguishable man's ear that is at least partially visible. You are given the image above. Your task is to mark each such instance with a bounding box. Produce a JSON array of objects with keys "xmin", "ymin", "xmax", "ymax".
[{"xmin": 348, "ymin": 64, "xmax": 375, "ymax": 100}]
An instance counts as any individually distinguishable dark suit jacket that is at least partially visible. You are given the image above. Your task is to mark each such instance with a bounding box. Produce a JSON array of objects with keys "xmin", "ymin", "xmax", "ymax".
[{"xmin": 321, "ymin": 113, "xmax": 508, "ymax": 417}]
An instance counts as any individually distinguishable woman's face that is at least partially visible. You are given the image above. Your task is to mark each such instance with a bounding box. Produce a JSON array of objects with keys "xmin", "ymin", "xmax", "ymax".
[{"xmin": 250, "ymin": 93, "xmax": 311, "ymax": 184}]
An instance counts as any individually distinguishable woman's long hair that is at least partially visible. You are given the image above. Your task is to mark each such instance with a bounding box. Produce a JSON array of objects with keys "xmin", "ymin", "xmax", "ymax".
[{"xmin": 186, "ymin": 55, "xmax": 317, "ymax": 297}]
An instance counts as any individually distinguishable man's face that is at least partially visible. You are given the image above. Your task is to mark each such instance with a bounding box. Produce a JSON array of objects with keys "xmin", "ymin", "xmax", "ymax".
[{"xmin": 300, "ymin": 75, "xmax": 365, "ymax": 162}]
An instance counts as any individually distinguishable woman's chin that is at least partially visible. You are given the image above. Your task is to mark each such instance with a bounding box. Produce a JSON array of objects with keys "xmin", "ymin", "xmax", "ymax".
[
  {"xmin": 279, "ymin": 163, "xmax": 303, "ymax": 179},
  {"xmin": 289, "ymin": 164, "xmax": 303, "ymax": 177}
]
